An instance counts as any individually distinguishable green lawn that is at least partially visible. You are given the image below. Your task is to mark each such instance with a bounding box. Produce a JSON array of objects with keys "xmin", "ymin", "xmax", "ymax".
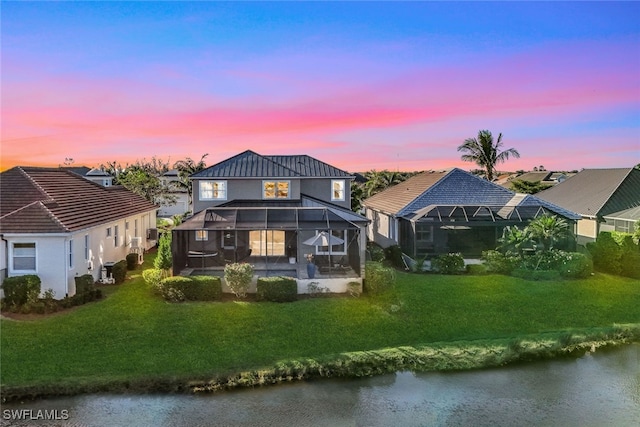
[{"xmin": 1, "ymin": 257, "xmax": 639, "ymax": 390}]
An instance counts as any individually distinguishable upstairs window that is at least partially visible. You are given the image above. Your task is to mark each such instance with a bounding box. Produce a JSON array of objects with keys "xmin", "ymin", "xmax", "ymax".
[
  {"xmin": 13, "ymin": 243, "xmax": 36, "ymax": 271},
  {"xmin": 331, "ymin": 180, "xmax": 345, "ymax": 201},
  {"xmin": 263, "ymin": 181, "xmax": 289, "ymax": 199},
  {"xmin": 200, "ymin": 180, "xmax": 227, "ymax": 200}
]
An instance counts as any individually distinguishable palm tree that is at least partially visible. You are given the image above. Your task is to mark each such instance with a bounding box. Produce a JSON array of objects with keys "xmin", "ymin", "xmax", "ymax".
[
  {"xmin": 457, "ymin": 130, "xmax": 520, "ymax": 181},
  {"xmin": 527, "ymin": 215, "xmax": 569, "ymax": 252}
]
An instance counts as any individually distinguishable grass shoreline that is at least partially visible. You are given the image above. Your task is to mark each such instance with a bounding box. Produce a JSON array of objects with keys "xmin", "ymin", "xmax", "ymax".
[
  {"xmin": 2, "ymin": 325, "xmax": 638, "ymax": 402},
  {"xmin": 2, "ymin": 252, "xmax": 639, "ymax": 403}
]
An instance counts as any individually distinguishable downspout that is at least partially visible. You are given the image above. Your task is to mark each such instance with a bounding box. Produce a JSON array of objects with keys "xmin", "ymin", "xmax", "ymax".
[{"xmin": 1, "ymin": 234, "xmax": 8, "ymax": 285}]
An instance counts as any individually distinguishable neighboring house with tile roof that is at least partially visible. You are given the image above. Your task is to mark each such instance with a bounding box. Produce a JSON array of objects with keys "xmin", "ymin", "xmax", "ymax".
[
  {"xmin": 536, "ymin": 168, "xmax": 640, "ymax": 245},
  {"xmin": 0, "ymin": 167, "xmax": 158, "ymax": 298},
  {"xmin": 363, "ymin": 168, "xmax": 580, "ymax": 260},
  {"xmin": 173, "ymin": 150, "xmax": 369, "ymax": 294}
]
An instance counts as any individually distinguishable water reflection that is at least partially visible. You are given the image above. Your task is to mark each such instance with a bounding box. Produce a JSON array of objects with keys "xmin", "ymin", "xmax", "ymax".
[{"xmin": 2, "ymin": 344, "xmax": 638, "ymax": 427}]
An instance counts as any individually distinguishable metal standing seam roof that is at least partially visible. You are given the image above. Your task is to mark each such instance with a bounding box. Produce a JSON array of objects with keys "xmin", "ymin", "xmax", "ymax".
[
  {"xmin": 363, "ymin": 168, "xmax": 581, "ymax": 220},
  {"xmin": 191, "ymin": 150, "xmax": 352, "ymax": 179},
  {"xmin": 537, "ymin": 168, "xmax": 640, "ymax": 218},
  {"xmin": 0, "ymin": 167, "xmax": 158, "ymax": 233}
]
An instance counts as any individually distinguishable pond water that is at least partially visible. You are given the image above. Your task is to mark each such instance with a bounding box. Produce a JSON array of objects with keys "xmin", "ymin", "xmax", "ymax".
[{"xmin": 2, "ymin": 344, "xmax": 638, "ymax": 427}]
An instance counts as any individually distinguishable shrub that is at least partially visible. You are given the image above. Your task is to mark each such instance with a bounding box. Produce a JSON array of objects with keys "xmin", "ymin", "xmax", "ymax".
[
  {"xmin": 126, "ymin": 253, "xmax": 139, "ymax": 270},
  {"xmin": 256, "ymin": 277, "xmax": 297, "ymax": 302},
  {"xmin": 587, "ymin": 232, "xmax": 622, "ymax": 275},
  {"xmin": 154, "ymin": 232, "xmax": 173, "ymax": 273},
  {"xmin": 159, "ymin": 276, "xmax": 193, "ymax": 301},
  {"xmin": 190, "ymin": 275, "xmax": 222, "ymax": 301},
  {"xmin": 384, "ymin": 245, "xmax": 404, "ymax": 269},
  {"xmin": 112, "ymin": 260, "xmax": 128, "ymax": 284},
  {"xmin": 557, "ymin": 252, "xmax": 593, "ymax": 279},
  {"xmin": 482, "ymin": 250, "xmax": 519, "ymax": 275},
  {"xmin": 512, "ymin": 268, "xmax": 561, "ymax": 281},
  {"xmin": 431, "ymin": 253, "xmax": 465, "ymax": 274},
  {"xmin": 619, "ymin": 235, "xmax": 640, "ymax": 279},
  {"xmin": 364, "ymin": 261, "xmax": 395, "ymax": 295},
  {"xmin": 367, "ymin": 243, "xmax": 385, "ymax": 262},
  {"xmin": 74, "ymin": 274, "xmax": 95, "ymax": 294},
  {"xmin": 142, "ymin": 269, "xmax": 164, "ymax": 288},
  {"xmin": 1, "ymin": 274, "xmax": 41, "ymax": 306},
  {"xmin": 224, "ymin": 263, "xmax": 254, "ymax": 299}
]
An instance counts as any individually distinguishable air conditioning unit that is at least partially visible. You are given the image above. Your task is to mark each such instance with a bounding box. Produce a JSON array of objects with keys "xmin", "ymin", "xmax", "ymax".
[
  {"xmin": 147, "ymin": 228, "xmax": 158, "ymax": 240},
  {"xmin": 130, "ymin": 236, "xmax": 142, "ymax": 249}
]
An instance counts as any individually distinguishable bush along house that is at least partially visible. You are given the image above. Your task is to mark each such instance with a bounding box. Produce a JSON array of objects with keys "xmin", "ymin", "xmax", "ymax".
[
  {"xmin": 171, "ymin": 150, "xmax": 370, "ymax": 294},
  {"xmin": 0, "ymin": 167, "xmax": 158, "ymax": 299}
]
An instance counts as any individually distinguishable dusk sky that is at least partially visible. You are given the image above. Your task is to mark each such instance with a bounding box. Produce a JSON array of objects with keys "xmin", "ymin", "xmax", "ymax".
[{"xmin": 2, "ymin": 1, "xmax": 639, "ymax": 173}]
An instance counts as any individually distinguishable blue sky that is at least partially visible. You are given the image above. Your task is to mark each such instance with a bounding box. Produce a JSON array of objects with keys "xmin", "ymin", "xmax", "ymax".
[{"xmin": 2, "ymin": 1, "xmax": 639, "ymax": 172}]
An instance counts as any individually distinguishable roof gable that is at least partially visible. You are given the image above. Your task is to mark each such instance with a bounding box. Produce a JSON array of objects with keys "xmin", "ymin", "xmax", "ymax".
[
  {"xmin": 398, "ymin": 169, "xmax": 521, "ymax": 216},
  {"xmin": 364, "ymin": 168, "xmax": 579, "ymax": 220},
  {"xmin": 537, "ymin": 168, "xmax": 640, "ymax": 217},
  {"xmin": 191, "ymin": 150, "xmax": 351, "ymax": 179},
  {"xmin": 192, "ymin": 150, "xmax": 301, "ymax": 178},
  {"xmin": 0, "ymin": 167, "xmax": 157, "ymax": 234}
]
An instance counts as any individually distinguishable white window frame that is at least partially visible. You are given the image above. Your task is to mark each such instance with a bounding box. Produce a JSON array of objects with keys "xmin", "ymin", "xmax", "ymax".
[
  {"xmin": 315, "ymin": 230, "xmax": 347, "ymax": 255},
  {"xmin": 331, "ymin": 179, "xmax": 345, "ymax": 201},
  {"xmin": 12, "ymin": 242, "xmax": 36, "ymax": 272},
  {"xmin": 195, "ymin": 230, "xmax": 208, "ymax": 241},
  {"xmin": 134, "ymin": 219, "xmax": 139, "ymax": 237},
  {"xmin": 114, "ymin": 225, "xmax": 119, "ymax": 247},
  {"xmin": 84, "ymin": 234, "xmax": 90, "ymax": 260},
  {"xmin": 106, "ymin": 227, "xmax": 112, "ymax": 237},
  {"xmin": 199, "ymin": 180, "xmax": 227, "ymax": 200},
  {"xmin": 263, "ymin": 180, "xmax": 290, "ymax": 199}
]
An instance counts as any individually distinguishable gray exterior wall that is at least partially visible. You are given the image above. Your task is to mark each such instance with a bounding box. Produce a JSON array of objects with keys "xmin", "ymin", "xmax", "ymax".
[{"xmin": 193, "ymin": 177, "xmax": 351, "ymax": 213}]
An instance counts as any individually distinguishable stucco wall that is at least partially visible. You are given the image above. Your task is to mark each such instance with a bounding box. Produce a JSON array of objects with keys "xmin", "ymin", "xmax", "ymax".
[{"xmin": 2, "ymin": 209, "xmax": 157, "ymax": 299}]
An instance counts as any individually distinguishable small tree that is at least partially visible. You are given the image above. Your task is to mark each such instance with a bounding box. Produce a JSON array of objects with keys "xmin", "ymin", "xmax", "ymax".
[
  {"xmin": 154, "ymin": 232, "xmax": 173, "ymax": 277},
  {"xmin": 224, "ymin": 262, "xmax": 254, "ymax": 299}
]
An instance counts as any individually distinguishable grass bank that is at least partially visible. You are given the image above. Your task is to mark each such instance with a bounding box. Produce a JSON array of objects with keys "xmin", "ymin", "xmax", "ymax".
[{"xmin": 1, "ymin": 256, "xmax": 639, "ymax": 400}]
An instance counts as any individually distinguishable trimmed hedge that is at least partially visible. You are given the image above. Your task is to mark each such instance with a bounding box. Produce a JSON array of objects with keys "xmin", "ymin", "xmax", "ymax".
[
  {"xmin": 112, "ymin": 260, "xmax": 128, "ymax": 285},
  {"xmin": 126, "ymin": 253, "xmax": 139, "ymax": 270},
  {"xmin": 159, "ymin": 276, "xmax": 222, "ymax": 302},
  {"xmin": 1, "ymin": 275, "xmax": 41, "ymax": 306},
  {"xmin": 256, "ymin": 277, "xmax": 297, "ymax": 302},
  {"xmin": 190, "ymin": 276, "xmax": 223, "ymax": 301},
  {"xmin": 74, "ymin": 274, "xmax": 95, "ymax": 294}
]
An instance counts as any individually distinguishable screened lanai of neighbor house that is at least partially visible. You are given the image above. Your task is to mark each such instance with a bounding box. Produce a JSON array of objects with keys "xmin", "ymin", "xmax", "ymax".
[
  {"xmin": 172, "ymin": 204, "xmax": 368, "ymax": 279},
  {"xmin": 401, "ymin": 201, "xmax": 581, "ymax": 259}
]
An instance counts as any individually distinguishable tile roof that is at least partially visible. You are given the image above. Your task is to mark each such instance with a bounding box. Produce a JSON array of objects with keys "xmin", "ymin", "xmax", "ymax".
[
  {"xmin": 363, "ymin": 168, "xmax": 580, "ymax": 219},
  {"xmin": 536, "ymin": 168, "xmax": 640, "ymax": 217},
  {"xmin": 191, "ymin": 150, "xmax": 352, "ymax": 179},
  {"xmin": 0, "ymin": 167, "xmax": 158, "ymax": 234}
]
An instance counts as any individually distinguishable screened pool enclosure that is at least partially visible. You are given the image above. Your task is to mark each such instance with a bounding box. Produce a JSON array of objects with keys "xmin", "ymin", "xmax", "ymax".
[{"xmin": 172, "ymin": 206, "xmax": 368, "ymax": 281}]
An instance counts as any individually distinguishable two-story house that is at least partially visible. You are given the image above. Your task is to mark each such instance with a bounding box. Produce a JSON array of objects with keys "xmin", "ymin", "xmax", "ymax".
[
  {"xmin": 158, "ymin": 169, "xmax": 190, "ymax": 217},
  {"xmin": 171, "ymin": 150, "xmax": 369, "ymax": 294}
]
